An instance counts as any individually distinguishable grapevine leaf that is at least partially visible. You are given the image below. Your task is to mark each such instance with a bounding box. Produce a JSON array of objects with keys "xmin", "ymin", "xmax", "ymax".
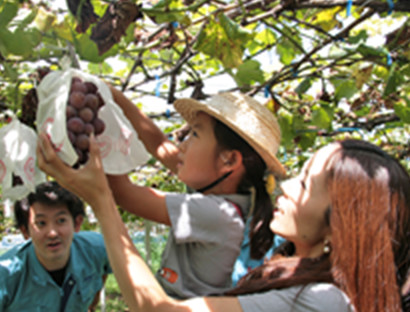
[
  {"xmin": 353, "ymin": 65, "xmax": 373, "ymax": 89},
  {"xmin": 0, "ymin": 27, "xmax": 41, "ymax": 57},
  {"xmin": 384, "ymin": 63, "xmax": 404, "ymax": 97},
  {"xmin": 0, "ymin": 1, "xmax": 18, "ymax": 28},
  {"xmin": 309, "ymin": 7, "xmax": 341, "ymax": 32},
  {"xmin": 3, "ymin": 62, "xmax": 18, "ymax": 81},
  {"xmin": 299, "ymin": 132, "xmax": 317, "ymax": 150},
  {"xmin": 394, "ymin": 100, "xmax": 410, "ymax": 124},
  {"xmin": 278, "ymin": 112, "xmax": 295, "ymax": 148},
  {"xmin": 194, "ymin": 14, "xmax": 252, "ymax": 68},
  {"xmin": 34, "ymin": 7, "xmax": 56, "ymax": 32},
  {"xmin": 295, "ymin": 78, "xmax": 313, "ymax": 95},
  {"xmin": 235, "ymin": 60, "xmax": 264, "ymax": 86},
  {"xmin": 74, "ymin": 33, "xmax": 118, "ymax": 62},
  {"xmin": 331, "ymin": 78, "xmax": 358, "ymax": 101},
  {"xmin": 312, "ymin": 106, "xmax": 332, "ymax": 131}
]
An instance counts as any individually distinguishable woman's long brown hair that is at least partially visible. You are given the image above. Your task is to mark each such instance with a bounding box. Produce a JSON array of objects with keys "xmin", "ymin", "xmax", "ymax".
[{"xmin": 227, "ymin": 139, "xmax": 410, "ymax": 312}]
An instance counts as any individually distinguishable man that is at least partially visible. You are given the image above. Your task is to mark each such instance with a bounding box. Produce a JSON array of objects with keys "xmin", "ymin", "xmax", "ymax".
[{"xmin": 0, "ymin": 181, "xmax": 111, "ymax": 312}]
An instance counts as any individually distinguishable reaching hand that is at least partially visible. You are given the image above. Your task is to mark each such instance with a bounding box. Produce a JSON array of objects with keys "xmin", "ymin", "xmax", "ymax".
[{"xmin": 36, "ymin": 132, "xmax": 111, "ymax": 208}]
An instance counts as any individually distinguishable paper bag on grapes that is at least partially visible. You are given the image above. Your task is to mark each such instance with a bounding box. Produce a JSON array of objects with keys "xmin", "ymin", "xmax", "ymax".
[
  {"xmin": 0, "ymin": 117, "xmax": 47, "ymax": 201},
  {"xmin": 36, "ymin": 68, "xmax": 150, "ymax": 173}
]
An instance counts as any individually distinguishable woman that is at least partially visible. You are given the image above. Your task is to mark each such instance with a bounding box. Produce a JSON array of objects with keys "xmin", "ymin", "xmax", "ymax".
[{"xmin": 37, "ymin": 126, "xmax": 409, "ymax": 310}]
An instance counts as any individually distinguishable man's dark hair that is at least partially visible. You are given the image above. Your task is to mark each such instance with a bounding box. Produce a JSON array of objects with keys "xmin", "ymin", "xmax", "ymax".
[{"xmin": 14, "ymin": 181, "xmax": 85, "ymax": 229}]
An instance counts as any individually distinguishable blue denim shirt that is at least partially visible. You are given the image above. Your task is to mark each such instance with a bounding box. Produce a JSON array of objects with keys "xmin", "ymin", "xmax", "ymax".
[{"xmin": 0, "ymin": 231, "xmax": 111, "ymax": 312}]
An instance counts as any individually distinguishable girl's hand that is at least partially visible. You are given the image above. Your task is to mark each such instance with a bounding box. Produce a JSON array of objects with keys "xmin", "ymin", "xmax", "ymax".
[{"xmin": 36, "ymin": 132, "xmax": 111, "ymax": 208}]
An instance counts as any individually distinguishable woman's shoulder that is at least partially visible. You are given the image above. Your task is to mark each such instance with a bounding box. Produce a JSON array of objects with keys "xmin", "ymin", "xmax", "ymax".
[{"xmin": 238, "ymin": 283, "xmax": 354, "ymax": 312}]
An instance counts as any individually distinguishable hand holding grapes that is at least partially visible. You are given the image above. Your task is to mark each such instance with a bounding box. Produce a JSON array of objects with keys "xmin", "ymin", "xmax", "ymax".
[{"xmin": 36, "ymin": 131, "xmax": 111, "ymax": 209}]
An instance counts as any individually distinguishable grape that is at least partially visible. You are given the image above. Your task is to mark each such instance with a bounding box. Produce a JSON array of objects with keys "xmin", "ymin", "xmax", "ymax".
[
  {"xmin": 84, "ymin": 123, "xmax": 95, "ymax": 135},
  {"xmin": 71, "ymin": 77, "xmax": 83, "ymax": 85},
  {"xmin": 74, "ymin": 148, "xmax": 84, "ymax": 166},
  {"xmin": 75, "ymin": 134, "xmax": 90, "ymax": 151},
  {"xmin": 84, "ymin": 93, "xmax": 99, "ymax": 111},
  {"xmin": 67, "ymin": 117, "xmax": 85, "ymax": 134},
  {"xmin": 69, "ymin": 91, "xmax": 86, "ymax": 109},
  {"xmin": 67, "ymin": 130, "xmax": 76, "ymax": 145},
  {"xmin": 93, "ymin": 118, "xmax": 105, "ymax": 135},
  {"xmin": 80, "ymin": 150, "xmax": 89, "ymax": 164},
  {"xmin": 85, "ymin": 82, "xmax": 97, "ymax": 94},
  {"xmin": 70, "ymin": 80, "xmax": 88, "ymax": 93},
  {"xmin": 66, "ymin": 105, "xmax": 77, "ymax": 119},
  {"xmin": 79, "ymin": 107, "xmax": 94, "ymax": 123},
  {"xmin": 96, "ymin": 93, "xmax": 105, "ymax": 108}
]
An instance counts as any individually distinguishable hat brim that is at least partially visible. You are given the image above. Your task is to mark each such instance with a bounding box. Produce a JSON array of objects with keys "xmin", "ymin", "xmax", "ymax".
[{"xmin": 174, "ymin": 97, "xmax": 287, "ymax": 178}]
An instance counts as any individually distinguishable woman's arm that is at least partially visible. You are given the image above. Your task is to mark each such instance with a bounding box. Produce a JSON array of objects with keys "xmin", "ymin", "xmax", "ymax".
[
  {"xmin": 36, "ymin": 133, "xmax": 242, "ymax": 312},
  {"xmin": 108, "ymin": 85, "xmax": 180, "ymax": 173}
]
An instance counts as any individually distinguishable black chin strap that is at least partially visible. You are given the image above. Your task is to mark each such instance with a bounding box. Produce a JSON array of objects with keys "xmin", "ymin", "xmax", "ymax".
[{"xmin": 196, "ymin": 171, "xmax": 233, "ymax": 193}]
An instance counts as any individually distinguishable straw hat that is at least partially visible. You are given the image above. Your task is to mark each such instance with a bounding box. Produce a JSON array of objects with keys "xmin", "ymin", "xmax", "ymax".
[{"xmin": 174, "ymin": 92, "xmax": 286, "ymax": 177}]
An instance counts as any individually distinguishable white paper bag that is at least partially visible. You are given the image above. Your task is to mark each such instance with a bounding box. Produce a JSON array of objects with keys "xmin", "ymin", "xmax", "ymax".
[
  {"xmin": 0, "ymin": 118, "xmax": 47, "ymax": 201},
  {"xmin": 36, "ymin": 68, "xmax": 150, "ymax": 174}
]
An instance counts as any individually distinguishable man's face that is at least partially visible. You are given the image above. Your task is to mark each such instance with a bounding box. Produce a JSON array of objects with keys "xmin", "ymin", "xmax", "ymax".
[{"xmin": 24, "ymin": 203, "xmax": 79, "ymax": 271}]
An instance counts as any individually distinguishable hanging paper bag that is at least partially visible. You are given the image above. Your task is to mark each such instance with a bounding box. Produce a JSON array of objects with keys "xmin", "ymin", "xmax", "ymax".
[
  {"xmin": 0, "ymin": 118, "xmax": 47, "ymax": 201},
  {"xmin": 36, "ymin": 68, "xmax": 150, "ymax": 174}
]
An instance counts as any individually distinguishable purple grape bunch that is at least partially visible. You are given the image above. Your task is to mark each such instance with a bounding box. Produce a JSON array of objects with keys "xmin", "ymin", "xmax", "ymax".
[{"xmin": 66, "ymin": 77, "xmax": 106, "ymax": 166}]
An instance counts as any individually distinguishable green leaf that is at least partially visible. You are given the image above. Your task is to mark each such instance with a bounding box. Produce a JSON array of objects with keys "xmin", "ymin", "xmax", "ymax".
[
  {"xmin": 373, "ymin": 65, "xmax": 389, "ymax": 80},
  {"xmin": 88, "ymin": 62, "xmax": 113, "ymax": 75},
  {"xmin": 275, "ymin": 31, "xmax": 302, "ymax": 66},
  {"xmin": 34, "ymin": 7, "xmax": 56, "ymax": 32},
  {"xmin": 235, "ymin": 60, "xmax": 264, "ymax": 86},
  {"xmin": 0, "ymin": 1, "xmax": 18, "ymax": 28},
  {"xmin": 394, "ymin": 101, "xmax": 410, "ymax": 124},
  {"xmin": 0, "ymin": 27, "xmax": 41, "ymax": 57},
  {"xmin": 331, "ymin": 78, "xmax": 358, "ymax": 101},
  {"xmin": 347, "ymin": 29, "xmax": 368, "ymax": 44},
  {"xmin": 278, "ymin": 112, "xmax": 295, "ymax": 148},
  {"xmin": 53, "ymin": 19, "xmax": 74, "ymax": 41},
  {"xmin": 400, "ymin": 63, "xmax": 410, "ymax": 77},
  {"xmin": 309, "ymin": 7, "xmax": 341, "ymax": 32},
  {"xmin": 299, "ymin": 132, "xmax": 317, "ymax": 150},
  {"xmin": 2, "ymin": 62, "xmax": 18, "ymax": 81},
  {"xmin": 194, "ymin": 15, "xmax": 252, "ymax": 68},
  {"xmin": 312, "ymin": 106, "xmax": 332, "ymax": 131},
  {"xmin": 219, "ymin": 13, "xmax": 253, "ymax": 42},
  {"xmin": 145, "ymin": 0, "xmax": 187, "ymax": 24},
  {"xmin": 384, "ymin": 63, "xmax": 404, "ymax": 97},
  {"xmin": 255, "ymin": 27, "xmax": 276, "ymax": 46},
  {"xmin": 357, "ymin": 44, "xmax": 386, "ymax": 58},
  {"xmin": 148, "ymin": 11, "xmax": 186, "ymax": 24},
  {"xmin": 352, "ymin": 65, "xmax": 373, "ymax": 89},
  {"xmin": 295, "ymin": 78, "xmax": 313, "ymax": 95},
  {"xmin": 74, "ymin": 33, "xmax": 118, "ymax": 62}
]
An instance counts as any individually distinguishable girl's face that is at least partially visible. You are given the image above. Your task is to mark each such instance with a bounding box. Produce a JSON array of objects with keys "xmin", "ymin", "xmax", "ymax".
[
  {"xmin": 270, "ymin": 144, "xmax": 339, "ymax": 258},
  {"xmin": 176, "ymin": 112, "xmax": 224, "ymax": 191}
]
